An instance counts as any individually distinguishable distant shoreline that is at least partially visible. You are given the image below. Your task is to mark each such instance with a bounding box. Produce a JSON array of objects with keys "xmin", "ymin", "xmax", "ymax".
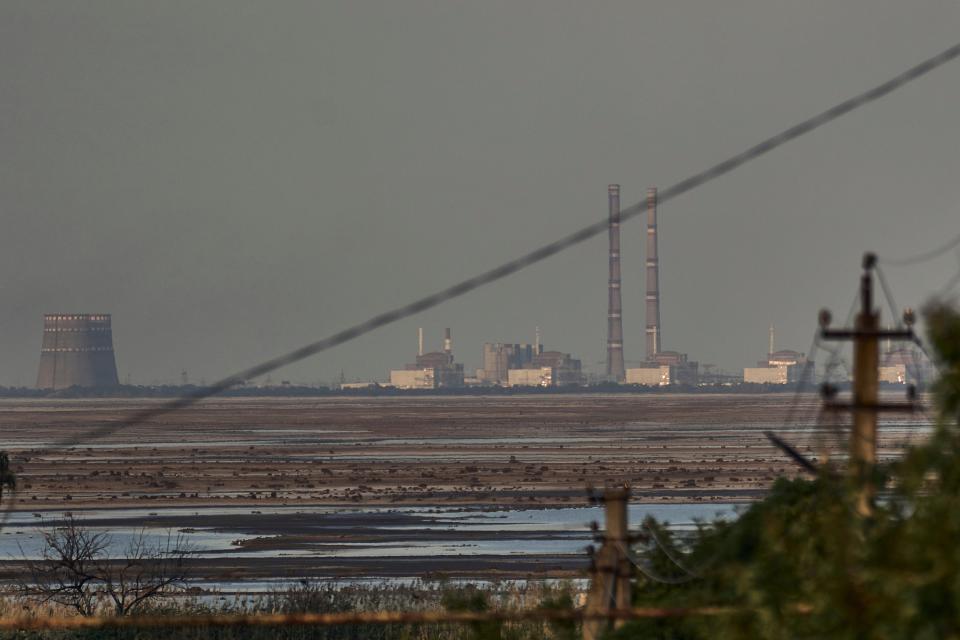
[{"xmin": 0, "ymin": 382, "xmax": 855, "ymax": 399}]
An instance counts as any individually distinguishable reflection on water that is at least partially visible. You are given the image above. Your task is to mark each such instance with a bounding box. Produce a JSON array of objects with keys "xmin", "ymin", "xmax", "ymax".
[{"xmin": 1, "ymin": 503, "xmax": 736, "ymax": 562}]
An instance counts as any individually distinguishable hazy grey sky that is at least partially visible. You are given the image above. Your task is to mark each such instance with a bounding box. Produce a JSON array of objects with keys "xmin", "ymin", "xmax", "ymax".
[{"xmin": 1, "ymin": 1, "xmax": 958, "ymax": 386}]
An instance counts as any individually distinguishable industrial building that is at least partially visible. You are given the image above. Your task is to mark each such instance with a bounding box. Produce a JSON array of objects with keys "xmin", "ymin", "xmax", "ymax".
[
  {"xmin": 36, "ymin": 314, "xmax": 120, "ymax": 389},
  {"xmin": 507, "ymin": 367, "xmax": 553, "ymax": 387},
  {"xmin": 389, "ymin": 368, "xmax": 437, "ymax": 389},
  {"xmin": 507, "ymin": 349, "xmax": 582, "ymax": 388},
  {"xmin": 389, "ymin": 328, "xmax": 465, "ymax": 389},
  {"xmin": 477, "ymin": 327, "xmax": 549, "ymax": 384},
  {"xmin": 626, "ymin": 352, "xmax": 699, "ymax": 386},
  {"xmin": 879, "ymin": 346, "xmax": 932, "ymax": 385},
  {"xmin": 626, "ymin": 366, "xmax": 670, "ymax": 386},
  {"xmin": 743, "ymin": 327, "xmax": 810, "ymax": 384},
  {"xmin": 878, "ymin": 364, "xmax": 907, "ymax": 385},
  {"xmin": 478, "ymin": 342, "xmax": 535, "ymax": 384}
]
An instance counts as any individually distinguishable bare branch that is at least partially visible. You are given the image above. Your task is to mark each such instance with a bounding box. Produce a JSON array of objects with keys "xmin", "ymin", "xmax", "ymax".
[{"xmin": 19, "ymin": 516, "xmax": 192, "ymax": 616}]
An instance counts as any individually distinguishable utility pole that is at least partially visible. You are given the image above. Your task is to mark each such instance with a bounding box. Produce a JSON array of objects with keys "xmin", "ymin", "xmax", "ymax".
[
  {"xmin": 820, "ymin": 253, "xmax": 916, "ymax": 516},
  {"xmin": 584, "ymin": 485, "xmax": 633, "ymax": 640}
]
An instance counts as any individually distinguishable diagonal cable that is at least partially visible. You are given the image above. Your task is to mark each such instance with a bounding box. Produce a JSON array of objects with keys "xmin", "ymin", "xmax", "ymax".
[
  {"xmin": 58, "ymin": 40, "xmax": 960, "ymax": 447},
  {"xmin": 0, "ymin": 39, "xmax": 953, "ymax": 500},
  {"xmin": 880, "ymin": 230, "xmax": 960, "ymax": 267}
]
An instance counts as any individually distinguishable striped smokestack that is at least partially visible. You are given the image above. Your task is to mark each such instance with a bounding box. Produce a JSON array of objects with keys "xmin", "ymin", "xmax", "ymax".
[
  {"xmin": 645, "ymin": 187, "xmax": 661, "ymax": 360},
  {"xmin": 443, "ymin": 328, "xmax": 452, "ymax": 354},
  {"xmin": 606, "ymin": 184, "xmax": 626, "ymax": 382}
]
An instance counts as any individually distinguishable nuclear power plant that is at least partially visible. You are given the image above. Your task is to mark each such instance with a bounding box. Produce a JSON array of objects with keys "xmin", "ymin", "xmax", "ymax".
[{"xmin": 36, "ymin": 314, "xmax": 120, "ymax": 390}]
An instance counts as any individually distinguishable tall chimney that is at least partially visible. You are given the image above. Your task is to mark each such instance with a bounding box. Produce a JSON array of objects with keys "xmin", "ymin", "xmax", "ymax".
[
  {"xmin": 645, "ymin": 187, "xmax": 661, "ymax": 361},
  {"xmin": 443, "ymin": 328, "xmax": 452, "ymax": 354},
  {"xmin": 418, "ymin": 327, "xmax": 424, "ymax": 356},
  {"xmin": 769, "ymin": 325, "xmax": 775, "ymax": 357},
  {"xmin": 606, "ymin": 184, "xmax": 626, "ymax": 382},
  {"xmin": 535, "ymin": 325, "xmax": 541, "ymax": 355}
]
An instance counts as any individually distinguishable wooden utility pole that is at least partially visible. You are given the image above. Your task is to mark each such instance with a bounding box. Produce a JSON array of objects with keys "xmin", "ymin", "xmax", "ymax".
[
  {"xmin": 851, "ymin": 262, "xmax": 879, "ymax": 515},
  {"xmin": 584, "ymin": 485, "xmax": 633, "ymax": 640},
  {"xmin": 820, "ymin": 253, "xmax": 915, "ymax": 516}
]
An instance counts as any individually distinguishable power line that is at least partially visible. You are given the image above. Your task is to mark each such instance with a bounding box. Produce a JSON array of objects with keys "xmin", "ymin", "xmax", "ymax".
[
  {"xmin": 880, "ymin": 230, "xmax": 960, "ymax": 267},
  {"xmin": 641, "ymin": 523, "xmax": 702, "ymax": 578},
  {"xmin": 934, "ymin": 265, "xmax": 960, "ymax": 299},
  {"xmin": 617, "ymin": 542, "xmax": 699, "ymax": 585},
  {"xmin": 51, "ymin": 39, "xmax": 960, "ymax": 449},
  {"xmin": 875, "ymin": 264, "xmax": 906, "ymax": 328},
  {"xmin": 0, "ymin": 39, "xmax": 947, "ymax": 509}
]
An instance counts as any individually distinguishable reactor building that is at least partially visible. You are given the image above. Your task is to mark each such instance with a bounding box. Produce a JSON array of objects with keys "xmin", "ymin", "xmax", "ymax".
[
  {"xmin": 477, "ymin": 328, "xmax": 582, "ymax": 388},
  {"xmin": 36, "ymin": 314, "xmax": 120, "ymax": 390},
  {"xmin": 477, "ymin": 327, "xmax": 546, "ymax": 384},
  {"xmin": 507, "ymin": 349, "xmax": 583, "ymax": 388},
  {"xmin": 743, "ymin": 326, "xmax": 811, "ymax": 384},
  {"xmin": 389, "ymin": 328, "xmax": 465, "ymax": 389},
  {"xmin": 478, "ymin": 342, "xmax": 536, "ymax": 385}
]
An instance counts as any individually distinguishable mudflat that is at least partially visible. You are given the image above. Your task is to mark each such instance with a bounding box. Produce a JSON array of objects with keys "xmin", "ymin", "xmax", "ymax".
[
  {"xmin": 0, "ymin": 393, "xmax": 926, "ymax": 583},
  {"xmin": 0, "ymin": 393, "xmax": 923, "ymax": 510}
]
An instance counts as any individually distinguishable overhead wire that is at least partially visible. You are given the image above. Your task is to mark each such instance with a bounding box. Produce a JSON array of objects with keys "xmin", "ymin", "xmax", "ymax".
[
  {"xmin": 784, "ymin": 283, "xmax": 861, "ymax": 459},
  {"xmin": 879, "ymin": 230, "xmax": 960, "ymax": 267},
  {"xmin": 932, "ymin": 252, "xmax": 960, "ymax": 300},
  {"xmin": 904, "ymin": 345, "xmax": 936, "ymax": 447},
  {"xmin": 874, "ymin": 265, "xmax": 905, "ymax": 328},
  {"xmin": 3, "ymin": 40, "xmax": 960, "ymax": 524},
  {"xmin": 872, "ymin": 264, "xmax": 937, "ymax": 433},
  {"xmin": 812, "ymin": 339, "xmax": 851, "ymax": 459},
  {"xmin": 617, "ymin": 541, "xmax": 700, "ymax": 585},
  {"xmin": 780, "ymin": 333, "xmax": 825, "ymax": 455},
  {"xmin": 936, "ymin": 269, "xmax": 960, "ymax": 300},
  {"xmin": 641, "ymin": 523, "xmax": 702, "ymax": 578},
  {"xmin": 57, "ymin": 39, "xmax": 960, "ymax": 448}
]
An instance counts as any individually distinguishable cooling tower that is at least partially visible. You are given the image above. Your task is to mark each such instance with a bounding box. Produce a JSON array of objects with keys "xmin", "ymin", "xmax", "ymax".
[
  {"xmin": 36, "ymin": 314, "xmax": 120, "ymax": 389},
  {"xmin": 606, "ymin": 184, "xmax": 626, "ymax": 382}
]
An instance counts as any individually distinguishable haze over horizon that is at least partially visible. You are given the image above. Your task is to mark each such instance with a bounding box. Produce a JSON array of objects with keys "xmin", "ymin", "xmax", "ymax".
[{"xmin": 1, "ymin": 1, "xmax": 958, "ymax": 386}]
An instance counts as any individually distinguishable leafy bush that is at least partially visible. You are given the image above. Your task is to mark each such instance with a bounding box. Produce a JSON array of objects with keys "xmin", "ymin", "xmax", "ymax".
[{"xmin": 614, "ymin": 303, "xmax": 960, "ymax": 639}]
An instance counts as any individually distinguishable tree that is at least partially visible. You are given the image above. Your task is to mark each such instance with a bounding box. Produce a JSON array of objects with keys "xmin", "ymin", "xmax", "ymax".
[
  {"xmin": 613, "ymin": 302, "xmax": 960, "ymax": 639},
  {"xmin": 21, "ymin": 515, "xmax": 191, "ymax": 616}
]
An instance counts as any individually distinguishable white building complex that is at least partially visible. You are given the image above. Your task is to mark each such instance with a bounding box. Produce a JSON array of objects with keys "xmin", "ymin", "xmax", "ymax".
[{"xmin": 743, "ymin": 327, "xmax": 810, "ymax": 384}]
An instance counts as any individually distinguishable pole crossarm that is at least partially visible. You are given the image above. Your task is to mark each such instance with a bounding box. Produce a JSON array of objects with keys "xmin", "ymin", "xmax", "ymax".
[{"xmin": 815, "ymin": 251, "xmax": 925, "ymax": 516}]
